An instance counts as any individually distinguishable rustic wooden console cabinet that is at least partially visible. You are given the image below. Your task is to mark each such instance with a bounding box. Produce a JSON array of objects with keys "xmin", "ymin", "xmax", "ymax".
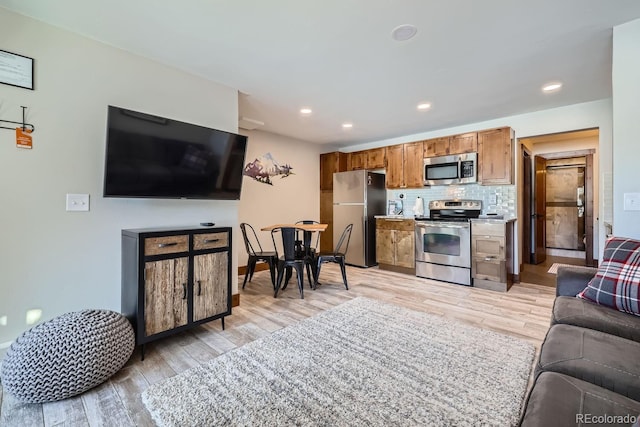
[{"xmin": 121, "ymin": 226, "xmax": 232, "ymax": 358}]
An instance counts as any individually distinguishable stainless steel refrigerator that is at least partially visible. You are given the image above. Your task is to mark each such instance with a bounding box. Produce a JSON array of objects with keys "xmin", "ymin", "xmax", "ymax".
[{"xmin": 333, "ymin": 170, "xmax": 386, "ymax": 267}]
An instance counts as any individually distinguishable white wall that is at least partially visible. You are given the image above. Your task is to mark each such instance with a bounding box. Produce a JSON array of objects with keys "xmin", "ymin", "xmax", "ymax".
[
  {"xmin": 342, "ymin": 99, "xmax": 613, "ymax": 269},
  {"xmin": 612, "ymin": 18, "xmax": 640, "ymax": 239},
  {"xmin": 238, "ymin": 130, "xmax": 323, "ymax": 266},
  {"xmin": 0, "ymin": 11, "xmax": 240, "ymax": 346}
]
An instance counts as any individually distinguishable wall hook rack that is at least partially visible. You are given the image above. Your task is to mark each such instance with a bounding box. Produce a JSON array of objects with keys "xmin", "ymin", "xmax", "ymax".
[{"xmin": 0, "ymin": 106, "xmax": 35, "ymax": 132}]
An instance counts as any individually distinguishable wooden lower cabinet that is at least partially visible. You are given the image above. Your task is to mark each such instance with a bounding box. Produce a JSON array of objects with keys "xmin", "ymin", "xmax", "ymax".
[
  {"xmin": 122, "ymin": 226, "xmax": 232, "ymax": 357},
  {"xmin": 471, "ymin": 220, "xmax": 513, "ymax": 292},
  {"xmin": 376, "ymin": 218, "xmax": 415, "ymax": 274}
]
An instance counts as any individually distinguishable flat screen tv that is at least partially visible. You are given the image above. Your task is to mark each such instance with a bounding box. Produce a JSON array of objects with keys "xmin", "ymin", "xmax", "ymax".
[{"xmin": 103, "ymin": 106, "xmax": 247, "ymax": 200}]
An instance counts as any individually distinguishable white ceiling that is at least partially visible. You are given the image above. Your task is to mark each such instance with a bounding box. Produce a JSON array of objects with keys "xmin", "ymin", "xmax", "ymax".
[{"xmin": 2, "ymin": 1, "xmax": 640, "ymax": 147}]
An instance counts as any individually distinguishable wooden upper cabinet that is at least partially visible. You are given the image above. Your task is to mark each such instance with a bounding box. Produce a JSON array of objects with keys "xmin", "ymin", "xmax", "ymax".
[
  {"xmin": 450, "ymin": 132, "xmax": 478, "ymax": 154},
  {"xmin": 478, "ymin": 127, "xmax": 513, "ymax": 185},
  {"xmin": 348, "ymin": 151, "xmax": 366, "ymax": 170},
  {"xmin": 423, "ymin": 137, "xmax": 451, "ymax": 157},
  {"xmin": 385, "ymin": 144, "xmax": 405, "ymax": 189},
  {"xmin": 404, "ymin": 142, "xmax": 424, "ymax": 188},
  {"xmin": 320, "ymin": 152, "xmax": 348, "ymax": 190},
  {"xmin": 366, "ymin": 147, "xmax": 386, "ymax": 169},
  {"xmin": 386, "ymin": 142, "xmax": 423, "ymax": 189}
]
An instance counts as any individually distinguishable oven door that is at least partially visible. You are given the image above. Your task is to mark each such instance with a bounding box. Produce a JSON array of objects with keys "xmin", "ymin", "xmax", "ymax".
[{"xmin": 415, "ymin": 221, "xmax": 471, "ymax": 268}]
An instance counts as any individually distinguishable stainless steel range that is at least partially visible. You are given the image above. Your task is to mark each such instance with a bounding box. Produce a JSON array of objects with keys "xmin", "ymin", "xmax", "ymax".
[{"xmin": 415, "ymin": 199, "xmax": 481, "ymax": 286}]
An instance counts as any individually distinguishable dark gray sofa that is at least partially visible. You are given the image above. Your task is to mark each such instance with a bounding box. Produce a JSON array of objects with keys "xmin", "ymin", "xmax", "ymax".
[{"xmin": 520, "ymin": 266, "xmax": 640, "ymax": 427}]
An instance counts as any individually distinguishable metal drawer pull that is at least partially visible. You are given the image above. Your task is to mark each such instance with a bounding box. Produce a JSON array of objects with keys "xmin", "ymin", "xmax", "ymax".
[
  {"xmin": 197, "ymin": 280, "xmax": 202, "ymax": 296},
  {"xmin": 158, "ymin": 242, "xmax": 178, "ymax": 248},
  {"xmin": 182, "ymin": 283, "xmax": 187, "ymax": 300},
  {"xmin": 203, "ymin": 238, "xmax": 220, "ymax": 244},
  {"xmin": 485, "ymin": 257, "xmax": 496, "ymax": 261}
]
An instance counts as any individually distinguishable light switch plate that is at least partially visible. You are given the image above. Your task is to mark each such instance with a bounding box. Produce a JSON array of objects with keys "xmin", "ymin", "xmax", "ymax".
[
  {"xmin": 66, "ymin": 193, "xmax": 90, "ymax": 211},
  {"xmin": 623, "ymin": 193, "xmax": 640, "ymax": 211}
]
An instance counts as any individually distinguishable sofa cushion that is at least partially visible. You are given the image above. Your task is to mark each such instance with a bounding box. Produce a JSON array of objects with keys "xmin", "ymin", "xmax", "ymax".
[
  {"xmin": 552, "ymin": 296, "xmax": 640, "ymax": 343},
  {"xmin": 520, "ymin": 372, "xmax": 640, "ymax": 427},
  {"xmin": 578, "ymin": 237, "xmax": 640, "ymax": 316},
  {"xmin": 536, "ymin": 324, "xmax": 640, "ymax": 401}
]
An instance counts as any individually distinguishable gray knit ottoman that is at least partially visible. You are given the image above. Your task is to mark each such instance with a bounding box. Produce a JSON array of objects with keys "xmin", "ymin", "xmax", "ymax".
[{"xmin": 0, "ymin": 309, "xmax": 135, "ymax": 403}]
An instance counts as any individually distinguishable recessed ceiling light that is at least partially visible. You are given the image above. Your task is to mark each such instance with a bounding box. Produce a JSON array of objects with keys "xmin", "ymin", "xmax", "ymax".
[
  {"xmin": 342, "ymin": 123, "xmax": 353, "ymax": 129},
  {"xmin": 417, "ymin": 103, "xmax": 432, "ymax": 110},
  {"xmin": 391, "ymin": 24, "xmax": 417, "ymax": 41},
  {"xmin": 300, "ymin": 108, "xmax": 312, "ymax": 115},
  {"xmin": 542, "ymin": 82, "xmax": 562, "ymax": 92}
]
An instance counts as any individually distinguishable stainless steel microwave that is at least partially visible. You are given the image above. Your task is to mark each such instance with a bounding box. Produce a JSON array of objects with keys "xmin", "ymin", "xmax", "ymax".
[{"xmin": 423, "ymin": 152, "xmax": 477, "ymax": 186}]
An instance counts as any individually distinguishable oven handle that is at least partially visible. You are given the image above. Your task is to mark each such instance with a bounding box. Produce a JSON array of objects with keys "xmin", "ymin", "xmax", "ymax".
[{"xmin": 416, "ymin": 223, "xmax": 469, "ymax": 229}]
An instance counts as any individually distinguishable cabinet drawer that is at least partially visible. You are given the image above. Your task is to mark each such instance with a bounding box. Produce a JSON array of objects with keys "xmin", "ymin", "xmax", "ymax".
[
  {"xmin": 472, "ymin": 236, "xmax": 505, "ymax": 258},
  {"xmin": 144, "ymin": 235, "xmax": 189, "ymax": 256},
  {"xmin": 376, "ymin": 219, "xmax": 414, "ymax": 232},
  {"xmin": 194, "ymin": 232, "xmax": 229, "ymax": 250},
  {"xmin": 472, "ymin": 222, "xmax": 505, "ymax": 237},
  {"xmin": 472, "ymin": 258, "xmax": 507, "ymax": 282}
]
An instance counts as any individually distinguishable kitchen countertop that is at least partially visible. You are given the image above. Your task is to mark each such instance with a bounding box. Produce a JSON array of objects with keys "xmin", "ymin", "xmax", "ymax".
[
  {"xmin": 374, "ymin": 215, "xmax": 414, "ymax": 220},
  {"xmin": 471, "ymin": 216, "xmax": 516, "ymax": 223}
]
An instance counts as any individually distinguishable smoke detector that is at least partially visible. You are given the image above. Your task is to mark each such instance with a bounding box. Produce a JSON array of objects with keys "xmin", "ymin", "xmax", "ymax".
[{"xmin": 391, "ymin": 24, "xmax": 417, "ymax": 41}]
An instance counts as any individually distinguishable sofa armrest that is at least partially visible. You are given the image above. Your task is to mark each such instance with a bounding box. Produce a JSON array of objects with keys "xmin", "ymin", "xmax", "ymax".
[{"xmin": 556, "ymin": 266, "xmax": 598, "ymax": 296}]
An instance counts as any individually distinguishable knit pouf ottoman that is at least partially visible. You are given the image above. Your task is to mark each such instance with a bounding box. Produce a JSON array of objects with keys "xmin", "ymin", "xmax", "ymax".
[{"xmin": 0, "ymin": 309, "xmax": 135, "ymax": 403}]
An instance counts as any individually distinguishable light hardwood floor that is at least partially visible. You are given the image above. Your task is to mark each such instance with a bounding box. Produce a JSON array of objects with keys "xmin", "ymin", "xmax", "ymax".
[{"xmin": 0, "ymin": 264, "xmax": 556, "ymax": 426}]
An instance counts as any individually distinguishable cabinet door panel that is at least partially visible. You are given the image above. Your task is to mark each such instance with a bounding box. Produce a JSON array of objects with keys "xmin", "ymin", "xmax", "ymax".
[
  {"xmin": 450, "ymin": 132, "xmax": 478, "ymax": 154},
  {"xmin": 478, "ymin": 128, "xmax": 512, "ymax": 185},
  {"xmin": 424, "ymin": 137, "xmax": 450, "ymax": 157},
  {"xmin": 348, "ymin": 151, "xmax": 366, "ymax": 170},
  {"xmin": 404, "ymin": 142, "xmax": 424, "ymax": 188},
  {"xmin": 376, "ymin": 229, "xmax": 395, "ymax": 265},
  {"xmin": 395, "ymin": 230, "xmax": 415, "ymax": 268},
  {"xmin": 193, "ymin": 252, "xmax": 229, "ymax": 322},
  {"xmin": 385, "ymin": 145, "xmax": 404, "ymax": 188},
  {"xmin": 472, "ymin": 258, "xmax": 507, "ymax": 282},
  {"xmin": 144, "ymin": 257, "xmax": 188, "ymax": 336},
  {"xmin": 366, "ymin": 147, "xmax": 386, "ymax": 169},
  {"xmin": 472, "ymin": 236, "xmax": 505, "ymax": 259}
]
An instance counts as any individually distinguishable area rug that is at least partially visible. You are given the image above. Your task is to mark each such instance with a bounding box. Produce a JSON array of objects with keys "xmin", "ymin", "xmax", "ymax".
[
  {"xmin": 547, "ymin": 262, "xmax": 594, "ymax": 274},
  {"xmin": 142, "ymin": 297, "xmax": 535, "ymax": 426}
]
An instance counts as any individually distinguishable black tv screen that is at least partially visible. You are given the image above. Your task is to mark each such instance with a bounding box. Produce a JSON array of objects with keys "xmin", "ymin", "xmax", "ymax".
[{"xmin": 103, "ymin": 106, "xmax": 247, "ymax": 200}]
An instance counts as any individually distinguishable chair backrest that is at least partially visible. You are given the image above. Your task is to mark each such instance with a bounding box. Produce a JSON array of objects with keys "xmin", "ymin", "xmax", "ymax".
[
  {"xmin": 271, "ymin": 227, "xmax": 298, "ymax": 261},
  {"xmin": 240, "ymin": 223, "xmax": 263, "ymax": 256},
  {"xmin": 295, "ymin": 220, "xmax": 321, "ymax": 250},
  {"xmin": 334, "ymin": 224, "xmax": 353, "ymax": 256}
]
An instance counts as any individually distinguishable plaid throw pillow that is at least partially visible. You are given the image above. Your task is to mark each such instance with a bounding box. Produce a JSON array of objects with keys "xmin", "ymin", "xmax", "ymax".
[{"xmin": 578, "ymin": 237, "xmax": 640, "ymax": 316}]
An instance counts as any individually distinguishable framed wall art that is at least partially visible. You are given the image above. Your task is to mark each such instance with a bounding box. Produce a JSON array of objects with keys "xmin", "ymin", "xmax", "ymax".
[{"xmin": 0, "ymin": 49, "xmax": 34, "ymax": 90}]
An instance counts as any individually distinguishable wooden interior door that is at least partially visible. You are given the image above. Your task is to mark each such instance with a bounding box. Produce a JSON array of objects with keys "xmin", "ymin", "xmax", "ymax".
[
  {"xmin": 532, "ymin": 156, "xmax": 547, "ymax": 264},
  {"xmin": 522, "ymin": 148, "xmax": 532, "ymax": 264}
]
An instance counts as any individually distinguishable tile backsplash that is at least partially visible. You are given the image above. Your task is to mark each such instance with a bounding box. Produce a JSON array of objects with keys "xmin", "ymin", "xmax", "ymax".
[{"xmin": 387, "ymin": 184, "xmax": 516, "ymax": 218}]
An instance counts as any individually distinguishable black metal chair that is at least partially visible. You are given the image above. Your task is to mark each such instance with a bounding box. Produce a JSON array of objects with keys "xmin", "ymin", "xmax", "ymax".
[
  {"xmin": 314, "ymin": 223, "xmax": 353, "ymax": 290},
  {"xmin": 240, "ymin": 223, "xmax": 277, "ymax": 289},
  {"xmin": 271, "ymin": 227, "xmax": 306, "ymax": 299},
  {"xmin": 295, "ymin": 220, "xmax": 321, "ymax": 287}
]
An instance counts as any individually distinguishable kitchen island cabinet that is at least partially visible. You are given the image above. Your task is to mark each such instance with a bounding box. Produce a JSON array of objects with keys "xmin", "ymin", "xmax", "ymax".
[{"xmin": 471, "ymin": 219, "xmax": 514, "ymax": 291}]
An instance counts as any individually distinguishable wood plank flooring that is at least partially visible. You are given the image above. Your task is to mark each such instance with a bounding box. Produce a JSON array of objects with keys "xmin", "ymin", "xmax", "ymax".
[{"xmin": 0, "ymin": 265, "xmax": 556, "ymax": 426}]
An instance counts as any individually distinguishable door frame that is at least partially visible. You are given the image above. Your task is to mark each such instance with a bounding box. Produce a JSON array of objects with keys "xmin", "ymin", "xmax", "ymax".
[
  {"xmin": 535, "ymin": 149, "xmax": 595, "ymax": 266},
  {"xmin": 520, "ymin": 146, "xmax": 533, "ymax": 265}
]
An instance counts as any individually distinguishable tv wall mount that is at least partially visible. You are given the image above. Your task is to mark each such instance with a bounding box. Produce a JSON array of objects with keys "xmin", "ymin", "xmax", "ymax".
[{"xmin": 0, "ymin": 106, "xmax": 35, "ymax": 132}]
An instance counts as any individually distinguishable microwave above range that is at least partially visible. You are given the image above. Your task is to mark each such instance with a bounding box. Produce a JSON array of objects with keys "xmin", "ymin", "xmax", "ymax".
[{"xmin": 423, "ymin": 152, "xmax": 477, "ymax": 186}]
